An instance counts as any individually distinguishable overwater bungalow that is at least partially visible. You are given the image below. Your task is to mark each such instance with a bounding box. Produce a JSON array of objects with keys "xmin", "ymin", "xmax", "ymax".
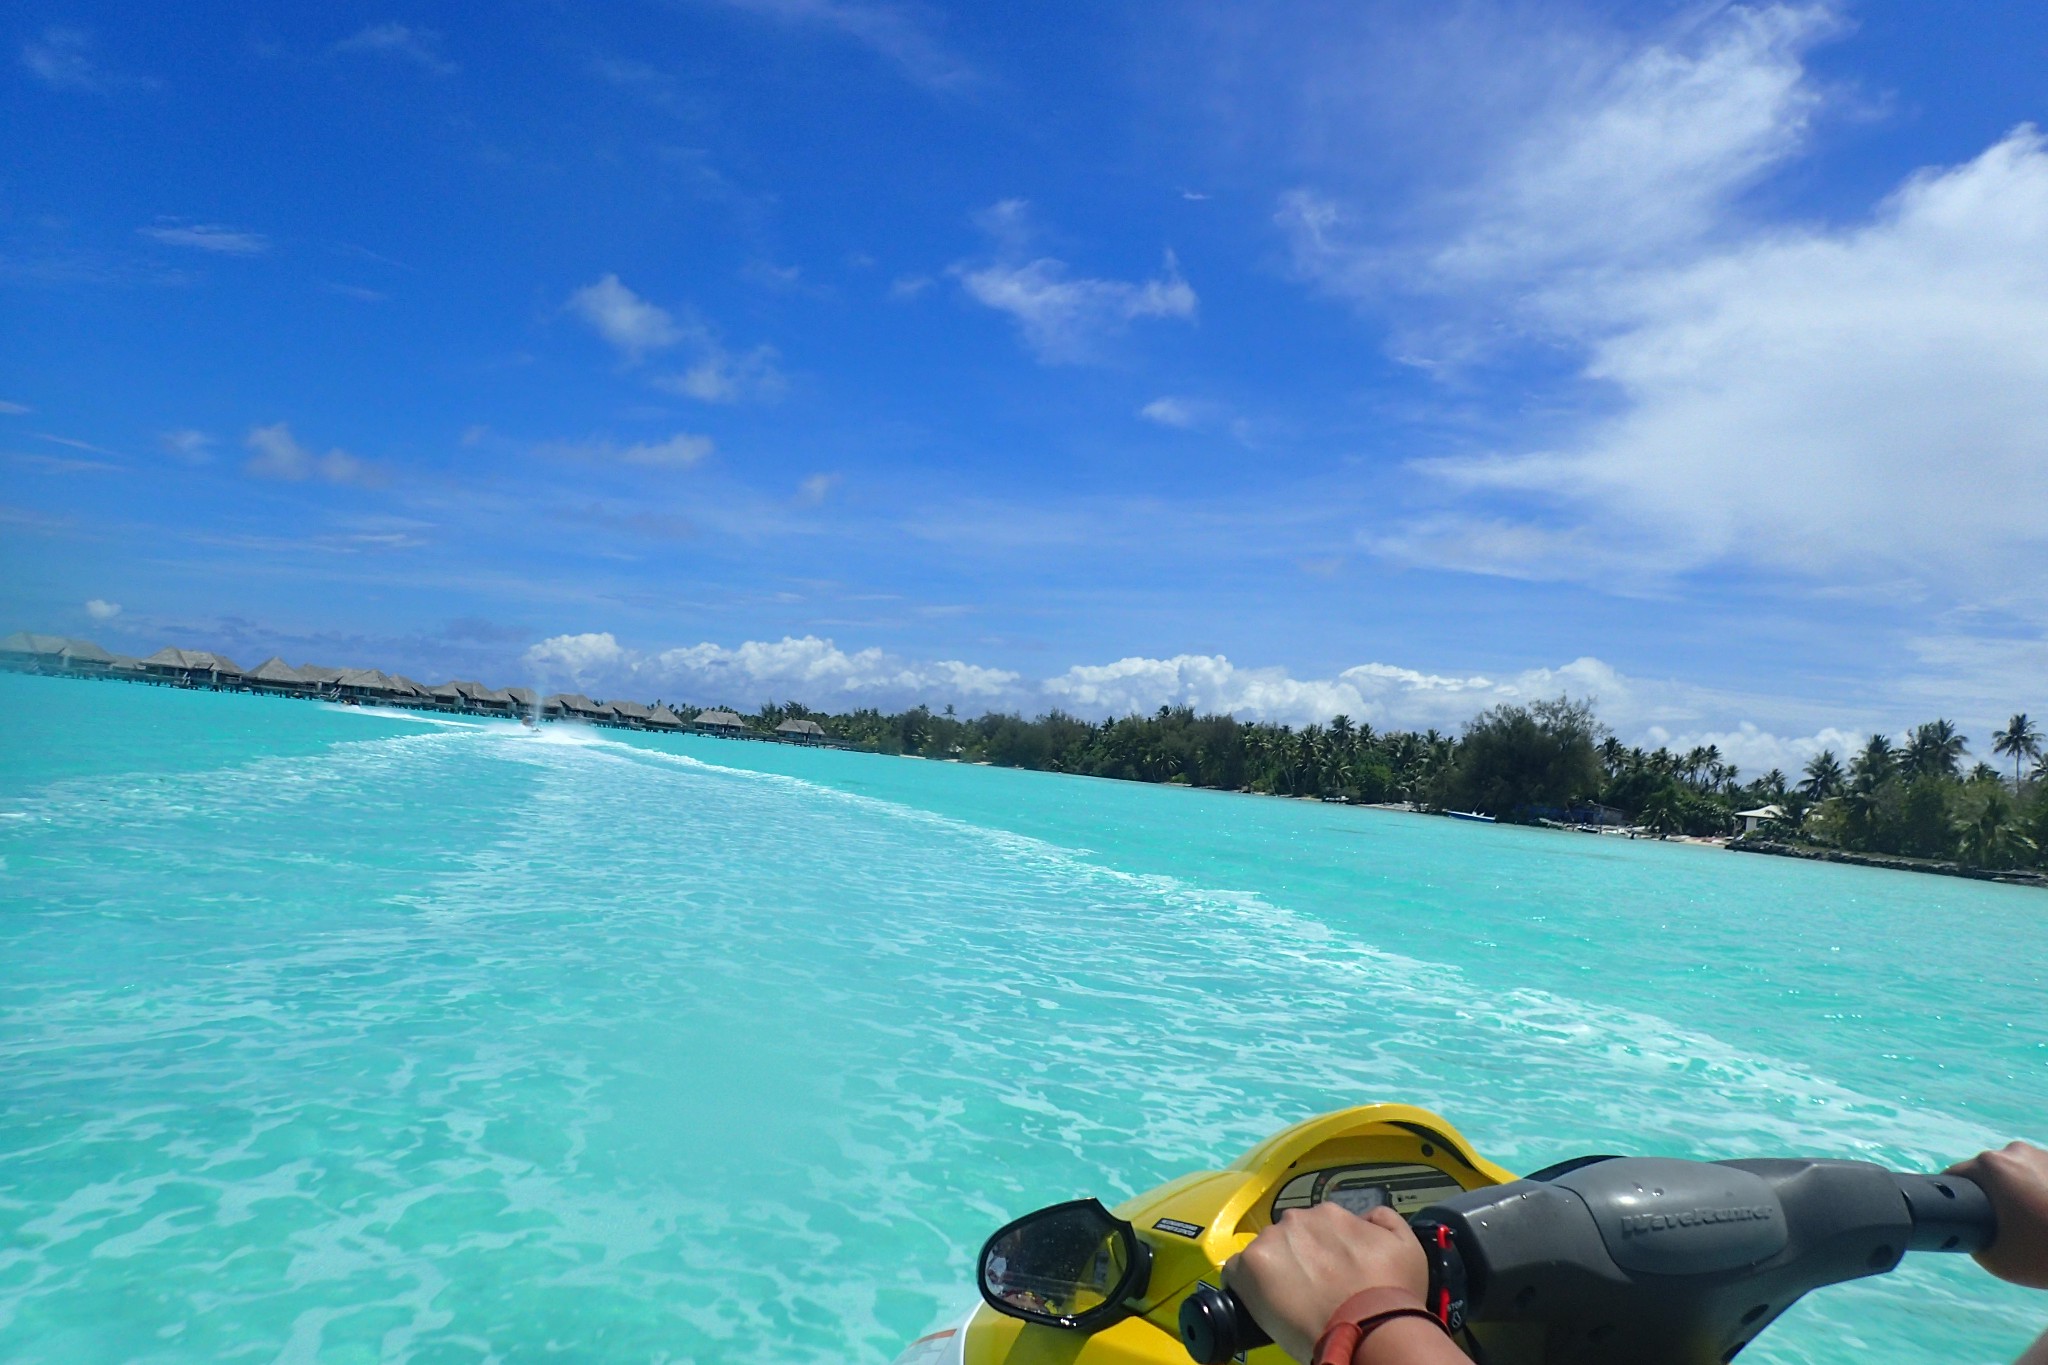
[
  {"xmin": 141, "ymin": 647, "xmax": 246, "ymax": 687},
  {"xmin": 693, "ymin": 708, "xmax": 747, "ymax": 734},
  {"xmin": 389, "ymin": 675, "xmax": 435, "ymax": 707},
  {"xmin": 2, "ymin": 632, "xmax": 70, "ymax": 667},
  {"xmin": 248, "ymin": 657, "xmax": 317, "ymax": 693},
  {"xmin": 426, "ymin": 681, "xmax": 467, "ymax": 708},
  {"xmin": 608, "ymin": 700, "xmax": 654, "ymax": 728},
  {"xmin": 645, "ymin": 704, "xmax": 687, "ymax": 731},
  {"xmin": 445, "ymin": 680, "xmax": 512, "ymax": 714},
  {"xmin": 333, "ymin": 668, "xmax": 420, "ymax": 703},
  {"xmin": 0, "ymin": 633, "xmax": 119, "ymax": 674},
  {"xmin": 546, "ymin": 693, "xmax": 609, "ymax": 722},
  {"xmin": 474, "ymin": 687, "xmax": 521, "ymax": 715},
  {"xmin": 502, "ymin": 687, "xmax": 538, "ymax": 718},
  {"xmin": 775, "ymin": 717, "xmax": 828, "ymax": 743},
  {"xmin": 57, "ymin": 639, "xmax": 117, "ymax": 673}
]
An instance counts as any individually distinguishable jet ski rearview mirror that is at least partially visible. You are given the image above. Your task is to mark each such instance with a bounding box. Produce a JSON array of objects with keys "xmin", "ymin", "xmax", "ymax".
[{"xmin": 978, "ymin": 1198, "xmax": 1153, "ymax": 1332}]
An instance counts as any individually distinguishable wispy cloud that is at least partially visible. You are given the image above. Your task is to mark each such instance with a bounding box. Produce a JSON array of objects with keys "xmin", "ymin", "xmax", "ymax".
[
  {"xmin": 1138, "ymin": 396, "xmax": 1202, "ymax": 429},
  {"xmin": 541, "ymin": 433, "xmax": 716, "ymax": 468},
  {"xmin": 322, "ymin": 281, "xmax": 389, "ymax": 302},
  {"xmin": 244, "ymin": 423, "xmax": 384, "ymax": 488},
  {"xmin": 954, "ymin": 200, "xmax": 1198, "ymax": 364},
  {"xmin": 139, "ymin": 222, "xmax": 271, "ymax": 255},
  {"xmin": 161, "ymin": 429, "xmax": 214, "ymax": 463},
  {"xmin": 36, "ymin": 432, "xmax": 121, "ymax": 457},
  {"xmin": 566, "ymin": 274, "xmax": 682, "ymax": 358},
  {"xmin": 20, "ymin": 27, "xmax": 154, "ymax": 93},
  {"xmin": 567, "ymin": 274, "xmax": 785, "ymax": 400},
  {"xmin": 332, "ymin": 23, "xmax": 457, "ymax": 74},
  {"xmin": 85, "ymin": 598, "xmax": 121, "ymax": 621},
  {"xmin": 650, "ymin": 342, "xmax": 784, "ymax": 403},
  {"xmin": 1278, "ymin": 3, "xmax": 1838, "ymax": 308},
  {"xmin": 0, "ymin": 400, "xmax": 31, "ymax": 415},
  {"xmin": 796, "ymin": 472, "xmax": 839, "ymax": 505},
  {"xmin": 705, "ymin": 0, "xmax": 974, "ymax": 92}
]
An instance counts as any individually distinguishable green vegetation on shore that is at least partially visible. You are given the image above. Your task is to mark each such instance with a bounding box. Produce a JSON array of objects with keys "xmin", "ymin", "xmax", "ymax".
[{"xmin": 745, "ymin": 697, "xmax": 2048, "ymax": 872}]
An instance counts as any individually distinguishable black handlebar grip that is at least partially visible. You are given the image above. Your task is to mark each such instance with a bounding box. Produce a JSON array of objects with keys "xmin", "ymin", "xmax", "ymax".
[
  {"xmin": 1179, "ymin": 1283, "xmax": 1270, "ymax": 1365},
  {"xmin": 1896, "ymin": 1172, "xmax": 1997, "ymax": 1254}
]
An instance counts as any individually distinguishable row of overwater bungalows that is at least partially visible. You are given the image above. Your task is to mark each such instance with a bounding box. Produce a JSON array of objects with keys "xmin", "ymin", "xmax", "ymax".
[{"xmin": 0, "ymin": 632, "xmax": 844, "ymax": 745}]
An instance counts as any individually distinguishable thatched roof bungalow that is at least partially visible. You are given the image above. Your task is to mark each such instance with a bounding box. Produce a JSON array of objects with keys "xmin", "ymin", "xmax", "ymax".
[
  {"xmin": 693, "ymin": 708, "xmax": 746, "ymax": 731},
  {"xmin": 248, "ymin": 657, "xmax": 315, "ymax": 692},
  {"xmin": 608, "ymin": 700, "xmax": 654, "ymax": 727},
  {"xmin": 441, "ymin": 680, "xmax": 509, "ymax": 713},
  {"xmin": 387, "ymin": 675, "xmax": 434, "ymax": 706},
  {"xmin": 775, "ymin": 718, "xmax": 828, "ymax": 742},
  {"xmin": 546, "ymin": 693, "xmax": 609, "ymax": 721},
  {"xmin": 141, "ymin": 647, "xmax": 246, "ymax": 683},
  {"xmin": 1, "ymin": 631, "xmax": 72, "ymax": 665},
  {"xmin": 501, "ymin": 687, "xmax": 538, "ymax": 718},
  {"xmin": 57, "ymin": 639, "xmax": 116, "ymax": 671},
  {"xmin": 645, "ymin": 704, "xmax": 687, "ymax": 730},
  {"xmin": 333, "ymin": 668, "xmax": 419, "ymax": 701}
]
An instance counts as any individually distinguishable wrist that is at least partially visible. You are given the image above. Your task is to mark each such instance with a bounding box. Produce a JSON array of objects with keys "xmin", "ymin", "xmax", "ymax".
[{"xmin": 1350, "ymin": 1314, "xmax": 1460, "ymax": 1365}]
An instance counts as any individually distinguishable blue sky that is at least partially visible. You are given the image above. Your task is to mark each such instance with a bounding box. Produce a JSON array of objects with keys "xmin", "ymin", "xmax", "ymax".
[{"xmin": 5, "ymin": 1, "xmax": 2046, "ymax": 773}]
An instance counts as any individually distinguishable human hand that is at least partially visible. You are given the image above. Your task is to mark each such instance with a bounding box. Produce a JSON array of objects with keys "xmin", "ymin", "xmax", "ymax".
[
  {"xmin": 1948, "ymin": 1141, "xmax": 2048, "ymax": 1290},
  {"xmin": 1222, "ymin": 1203, "xmax": 1429, "ymax": 1362}
]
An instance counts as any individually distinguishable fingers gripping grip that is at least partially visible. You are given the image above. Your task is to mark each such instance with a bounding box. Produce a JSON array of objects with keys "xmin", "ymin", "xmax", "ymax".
[{"xmin": 1178, "ymin": 1221, "xmax": 1467, "ymax": 1364}]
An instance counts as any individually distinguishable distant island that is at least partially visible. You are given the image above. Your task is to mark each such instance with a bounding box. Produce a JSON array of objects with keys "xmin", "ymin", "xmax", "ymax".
[{"xmin": 8, "ymin": 630, "xmax": 2043, "ymax": 889}]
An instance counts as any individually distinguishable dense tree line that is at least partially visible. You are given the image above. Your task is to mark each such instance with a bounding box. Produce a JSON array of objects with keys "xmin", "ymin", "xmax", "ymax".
[{"xmin": 702, "ymin": 697, "xmax": 2048, "ymax": 872}]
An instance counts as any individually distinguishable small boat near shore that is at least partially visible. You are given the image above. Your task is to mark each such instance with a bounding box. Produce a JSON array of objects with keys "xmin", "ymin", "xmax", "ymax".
[{"xmin": 1446, "ymin": 809, "xmax": 1497, "ymax": 823}]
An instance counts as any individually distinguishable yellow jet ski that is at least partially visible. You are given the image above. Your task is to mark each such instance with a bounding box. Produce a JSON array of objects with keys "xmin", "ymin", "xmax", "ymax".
[{"xmin": 893, "ymin": 1103, "xmax": 1995, "ymax": 1365}]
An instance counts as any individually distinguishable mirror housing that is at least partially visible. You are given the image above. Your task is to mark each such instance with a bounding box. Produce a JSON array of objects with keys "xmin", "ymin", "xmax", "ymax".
[{"xmin": 978, "ymin": 1198, "xmax": 1154, "ymax": 1331}]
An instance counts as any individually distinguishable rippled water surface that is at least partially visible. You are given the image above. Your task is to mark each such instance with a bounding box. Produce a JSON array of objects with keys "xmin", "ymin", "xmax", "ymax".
[{"xmin": 2, "ymin": 672, "xmax": 2043, "ymax": 1363}]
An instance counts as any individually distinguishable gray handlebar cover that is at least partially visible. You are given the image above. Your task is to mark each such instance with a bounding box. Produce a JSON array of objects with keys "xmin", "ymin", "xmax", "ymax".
[{"xmin": 1416, "ymin": 1157, "xmax": 1993, "ymax": 1365}]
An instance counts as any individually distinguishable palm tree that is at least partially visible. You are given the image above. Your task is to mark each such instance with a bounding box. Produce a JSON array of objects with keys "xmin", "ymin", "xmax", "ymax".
[
  {"xmin": 1851, "ymin": 734, "xmax": 1895, "ymax": 790},
  {"xmin": 1801, "ymin": 750, "xmax": 1844, "ymax": 800},
  {"xmin": 1640, "ymin": 787, "xmax": 1681, "ymax": 837},
  {"xmin": 1993, "ymin": 713, "xmax": 2042, "ymax": 784},
  {"xmin": 1958, "ymin": 790, "xmax": 2035, "ymax": 870},
  {"xmin": 1901, "ymin": 719, "xmax": 1967, "ymax": 780}
]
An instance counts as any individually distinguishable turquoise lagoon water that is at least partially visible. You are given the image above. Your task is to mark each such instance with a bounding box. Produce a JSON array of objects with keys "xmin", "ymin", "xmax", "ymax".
[{"xmin": 1, "ymin": 669, "xmax": 2043, "ymax": 1364}]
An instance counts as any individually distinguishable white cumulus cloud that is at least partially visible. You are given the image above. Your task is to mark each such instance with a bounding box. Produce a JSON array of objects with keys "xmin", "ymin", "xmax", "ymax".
[
  {"xmin": 524, "ymin": 632, "xmax": 632, "ymax": 685},
  {"xmin": 85, "ymin": 599, "xmax": 121, "ymax": 620},
  {"xmin": 523, "ymin": 631, "xmax": 1022, "ymax": 703},
  {"xmin": 1417, "ymin": 127, "xmax": 2048, "ymax": 589},
  {"xmin": 648, "ymin": 636, "xmax": 1020, "ymax": 703},
  {"xmin": 513, "ymin": 630, "xmax": 1888, "ymax": 771}
]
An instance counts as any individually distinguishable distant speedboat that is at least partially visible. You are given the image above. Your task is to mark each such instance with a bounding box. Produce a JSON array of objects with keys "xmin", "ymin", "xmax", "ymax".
[{"xmin": 1446, "ymin": 810, "xmax": 1497, "ymax": 824}]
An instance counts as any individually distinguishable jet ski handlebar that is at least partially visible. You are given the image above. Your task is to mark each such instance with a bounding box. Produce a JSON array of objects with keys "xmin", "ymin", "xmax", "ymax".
[{"xmin": 1180, "ymin": 1158, "xmax": 1995, "ymax": 1365}]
